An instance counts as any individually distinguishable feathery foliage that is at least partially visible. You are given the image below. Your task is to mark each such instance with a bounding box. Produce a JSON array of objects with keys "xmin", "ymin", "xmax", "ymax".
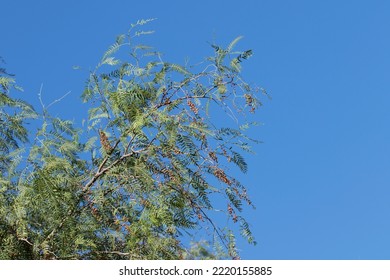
[{"xmin": 0, "ymin": 21, "xmax": 266, "ymax": 259}]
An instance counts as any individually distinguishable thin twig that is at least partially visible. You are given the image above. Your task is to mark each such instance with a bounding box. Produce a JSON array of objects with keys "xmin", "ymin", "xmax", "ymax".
[
  {"xmin": 37, "ymin": 83, "xmax": 45, "ymax": 112},
  {"xmin": 18, "ymin": 238, "xmax": 33, "ymax": 246},
  {"xmin": 47, "ymin": 91, "xmax": 72, "ymax": 109},
  {"xmin": 97, "ymin": 251, "xmax": 130, "ymax": 256}
]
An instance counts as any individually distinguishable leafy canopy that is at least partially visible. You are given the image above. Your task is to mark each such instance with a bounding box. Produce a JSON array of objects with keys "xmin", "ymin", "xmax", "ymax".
[{"xmin": 0, "ymin": 20, "xmax": 266, "ymax": 259}]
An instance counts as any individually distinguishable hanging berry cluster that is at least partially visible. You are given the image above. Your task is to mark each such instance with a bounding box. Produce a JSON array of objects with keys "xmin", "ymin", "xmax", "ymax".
[
  {"xmin": 187, "ymin": 99, "xmax": 198, "ymax": 115},
  {"xmin": 99, "ymin": 130, "xmax": 113, "ymax": 155}
]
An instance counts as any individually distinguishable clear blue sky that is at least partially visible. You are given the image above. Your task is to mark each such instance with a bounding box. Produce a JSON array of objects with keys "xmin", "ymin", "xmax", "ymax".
[{"xmin": 2, "ymin": 0, "xmax": 390, "ymax": 259}]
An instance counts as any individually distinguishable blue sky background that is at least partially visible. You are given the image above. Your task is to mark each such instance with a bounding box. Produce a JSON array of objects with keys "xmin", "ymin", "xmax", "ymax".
[{"xmin": 2, "ymin": 0, "xmax": 390, "ymax": 259}]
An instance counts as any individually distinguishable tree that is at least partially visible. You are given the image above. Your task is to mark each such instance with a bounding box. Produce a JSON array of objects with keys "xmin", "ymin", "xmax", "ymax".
[
  {"xmin": 0, "ymin": 19, "xmax": 265, "ymax": 259},
  {"xmin": 0, "ymin": 57, "xmax": 38, "ymax": 259}
]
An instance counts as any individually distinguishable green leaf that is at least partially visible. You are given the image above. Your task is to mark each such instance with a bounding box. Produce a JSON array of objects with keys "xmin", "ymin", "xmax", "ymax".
[{"xmin": 227, "ymin": 36, "xmax": 243, "ymax": 52}]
